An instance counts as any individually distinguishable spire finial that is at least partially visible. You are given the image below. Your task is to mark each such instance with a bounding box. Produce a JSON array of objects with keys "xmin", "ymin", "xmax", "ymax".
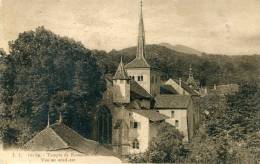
[
  {"xmin": 47, "ymin": 112, "xmax": 50, "ymax": 128},
  {"xmin": 59, "ymin": 112, "xmax": 63, "ymax": 124}
]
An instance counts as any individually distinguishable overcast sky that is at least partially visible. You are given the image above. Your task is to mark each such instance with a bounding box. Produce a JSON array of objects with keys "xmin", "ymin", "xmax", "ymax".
[{"xmin": 0, "ymin": 0, "xmax": 260, "ymax": 55}]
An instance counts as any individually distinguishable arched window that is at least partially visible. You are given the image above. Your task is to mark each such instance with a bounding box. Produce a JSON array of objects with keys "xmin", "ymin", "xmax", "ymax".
[
  {"xmin": 97, "ymin": 107, "xmax": 112, "ymax": 144},
  {"xmin": 132, "ymin": 139, "xmax": 139, "ymax": 149}
]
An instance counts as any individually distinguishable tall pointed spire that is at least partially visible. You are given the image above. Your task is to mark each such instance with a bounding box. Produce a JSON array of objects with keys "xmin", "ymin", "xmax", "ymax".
[
  {"xmin": 137, "ymin": 0, "xmax": 145, "ymax": 59},
  {"xmin": 125, "ymin": 0, "xmax": 150, "ymax": 69}
]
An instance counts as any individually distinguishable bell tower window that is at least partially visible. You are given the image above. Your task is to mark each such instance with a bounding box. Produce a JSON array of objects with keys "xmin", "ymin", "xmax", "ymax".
[{"xmin": 138, "ymin": 76, "xmax": 143, "ymax": 81}]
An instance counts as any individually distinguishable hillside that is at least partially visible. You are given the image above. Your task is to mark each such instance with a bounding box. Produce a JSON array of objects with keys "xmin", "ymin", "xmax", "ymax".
[
  {"xmin": 93, "ymin": 44, "xmax": 260, "ymax": 86},
  {"xmin": 159, "ymin": 43, "xmax": 202, "ymax": 56}
]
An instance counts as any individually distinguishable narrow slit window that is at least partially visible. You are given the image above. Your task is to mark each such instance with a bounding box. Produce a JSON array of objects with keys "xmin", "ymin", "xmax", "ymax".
[
  {"xmin": 171, "ymin": 111, "xmax": 175, "ymax": 118},
  {"xmin": 175, "ymin": 120, "xmax": 179, "ymax": 127}
]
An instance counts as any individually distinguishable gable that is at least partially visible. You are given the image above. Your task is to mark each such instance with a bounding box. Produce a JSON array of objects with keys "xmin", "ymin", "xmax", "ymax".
[
  {"xmin": 125, "ymin": 58, "xmax": 150, "ymax": 69},
  {"xmin": 24, "ymin": 123, "xmax": 114, "ymax": 156},
  {"xmin": 165, "ymin": 79, "xmax": 199, "ymax": 96},
  {"xmin": 24, "ymin": 127, "xmax": 69, "ymax": 151}
]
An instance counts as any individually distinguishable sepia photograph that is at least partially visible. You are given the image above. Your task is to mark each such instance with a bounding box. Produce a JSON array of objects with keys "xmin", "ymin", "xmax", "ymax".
[{"xmin": 0, "ymin": 0, "xmax": 259, "ymax": 163}]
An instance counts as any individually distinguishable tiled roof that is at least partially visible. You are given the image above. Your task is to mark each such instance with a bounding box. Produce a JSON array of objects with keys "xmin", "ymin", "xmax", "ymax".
[
  {"xmin": 113, "ymin": 59, "xmax": 130, "ymax": 80},
  {"xmin": 130, "ymin": 80, "xmax": 151, "ymax": 99},
  {"xmin": 160, "ymin": 84, "xmax": 178, "ymax": 94},
  {"xmin": 154, "ymin": 94, "xmax": 191, "ymax": 109},
  {"xmin": 130, "ymin": 109, "xmax": 169, "ymax": 122},
  {"xmin": 125, "ymin": 58, "xmax": 150, "ymax": 69},
  {"xmin": 104, "ymin": 74, "xmax": 113, "ymax": 82},
  {"xmin": 104, "ymin": 74, "xmax": 151, "ymax": 99},
  {"xmin": 172, "ymin": 79, "xmax": 199, "ymax": 96},
  {"xmin": 24, "ymin": 123, "xmax": 114, "ymax": 156}
]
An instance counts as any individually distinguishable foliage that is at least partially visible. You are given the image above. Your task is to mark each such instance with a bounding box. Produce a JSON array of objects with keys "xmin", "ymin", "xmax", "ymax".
[
  {"xmin": 187, "ymin": 82, "xmax": 260, "ymax": 163},
  {"xmin": 199, "ymin": 92, "xmax": 227, "ymax": 123},
  {"xmin": 0, "ymin": 27, "xmax": 105, "ymax": 146},
  {"xmin": 207, "ymin": 82, "xmax": 260, "ymax": 139},
  {"xmin": 128, "ymin": 122, "xmax": 188, "ymax": 163},
  {"xmin": 94, "ymin": 45, "xmax": 260, "ymax": 86}
]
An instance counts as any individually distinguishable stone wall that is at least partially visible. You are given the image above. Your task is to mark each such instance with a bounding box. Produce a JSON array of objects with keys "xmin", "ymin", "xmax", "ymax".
[
  {"xmin": 150, "ymin": 69, "xmax": 161, "ymax": 96},
  {"xmin": 159, "ymin": 109, "xmax": 189, "ymax": 142},
  {"xmin": 128, "ymin": 112, "xmax": 149, "ymax": 154},
  {"xmin": 126, "ymin": 68, "xmax": 150, "ymax": 94},
  {"xmin": 113, "ymin": 80, "xmax": 130, "ymax": 103}
]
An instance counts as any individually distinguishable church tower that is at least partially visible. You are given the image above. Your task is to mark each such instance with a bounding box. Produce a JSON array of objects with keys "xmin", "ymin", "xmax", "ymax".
[
  {"xmin": 125, "ymin": 0, "xmax": 160, "ymax": 96},
  {"xmin": 113, "ymin": 57, "xmax": 131, "ymax": 103}
]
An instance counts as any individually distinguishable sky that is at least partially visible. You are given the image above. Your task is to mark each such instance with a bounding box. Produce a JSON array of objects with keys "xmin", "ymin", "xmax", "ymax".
[{"xmin": 0, "ymin": 0, "xmax": 260, "ymax": 55}]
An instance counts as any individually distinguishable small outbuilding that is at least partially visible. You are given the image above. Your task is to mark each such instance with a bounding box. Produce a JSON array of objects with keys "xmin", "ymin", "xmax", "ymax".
[{"xmin": 24, "ymin": 122, "xmax": 115, "ymax": 156}]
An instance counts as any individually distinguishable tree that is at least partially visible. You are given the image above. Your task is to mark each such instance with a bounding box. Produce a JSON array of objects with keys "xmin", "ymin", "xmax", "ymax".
[
  {"xmin": 207, "ymin": 82, "xmax": 259, "ymax": 139},
  {"xmin": 188, "ymin": 82, "xmax": 260, "ymax": 163},
  {"xmin": 128, "ymin": 122, "xmax": 188, "ymax": 163},
  {"xmin": 0, "ymin": 27, "xmax": 105, "ymax": 146}
]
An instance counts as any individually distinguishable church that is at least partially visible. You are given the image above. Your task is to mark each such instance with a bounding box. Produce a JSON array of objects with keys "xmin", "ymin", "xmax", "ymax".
[{"xmin": 93, "ymin": 1, "xmax": 201, "ymax": 156}]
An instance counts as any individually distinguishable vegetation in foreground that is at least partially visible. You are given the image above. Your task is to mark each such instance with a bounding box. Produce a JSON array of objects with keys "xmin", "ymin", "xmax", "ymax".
[{"xmin": 0, "ymin": 27, "xmax": 105, "ymax": 147}]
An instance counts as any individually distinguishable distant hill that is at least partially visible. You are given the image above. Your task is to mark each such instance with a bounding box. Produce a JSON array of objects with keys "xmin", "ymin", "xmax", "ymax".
[
  {"xmin": 93, "ymin": 44, "xmax": 260, "ymax": 86},
  {"xmin": 159, "ymin": 43, "xmax": 202, "ymax": 56}
]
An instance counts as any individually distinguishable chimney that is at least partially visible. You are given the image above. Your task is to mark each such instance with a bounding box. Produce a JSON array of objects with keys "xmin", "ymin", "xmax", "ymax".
[
  {"xmin": 179, "ymin": 78, "xmax": 182, "ymax": 87},
  {"xmin": 58, "ymin": 112, "xmax": 63, "ymax": 124},
  {"xmin": 47, "ymin": 112, "xmax": 50, "ymax": 128}
]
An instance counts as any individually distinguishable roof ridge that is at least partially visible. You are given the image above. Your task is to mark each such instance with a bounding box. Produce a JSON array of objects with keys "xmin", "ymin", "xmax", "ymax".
[
  {"xmin": 113, "ymin": 58, "xmax": 130, "ymax": 80},
  {"xmin": 50, "ymin": 125, "xmax": 69, "ymax": 148},
  {"xmin": 125, "ymin": 57, "xmax": 150, "ymax": 68},
  {"xmin": 130, "ymin": 80, "xmax": 151, "ymax": 98},
  {"xmin": 53, "ymin": 123, "xmax": 98, "ymax": 145}
]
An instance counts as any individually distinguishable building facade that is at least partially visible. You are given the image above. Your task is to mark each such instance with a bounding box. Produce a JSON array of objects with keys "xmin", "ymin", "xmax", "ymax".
[{"xmin": 94, "ymin": 1, "xmax": 201, "ymax": 156}]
